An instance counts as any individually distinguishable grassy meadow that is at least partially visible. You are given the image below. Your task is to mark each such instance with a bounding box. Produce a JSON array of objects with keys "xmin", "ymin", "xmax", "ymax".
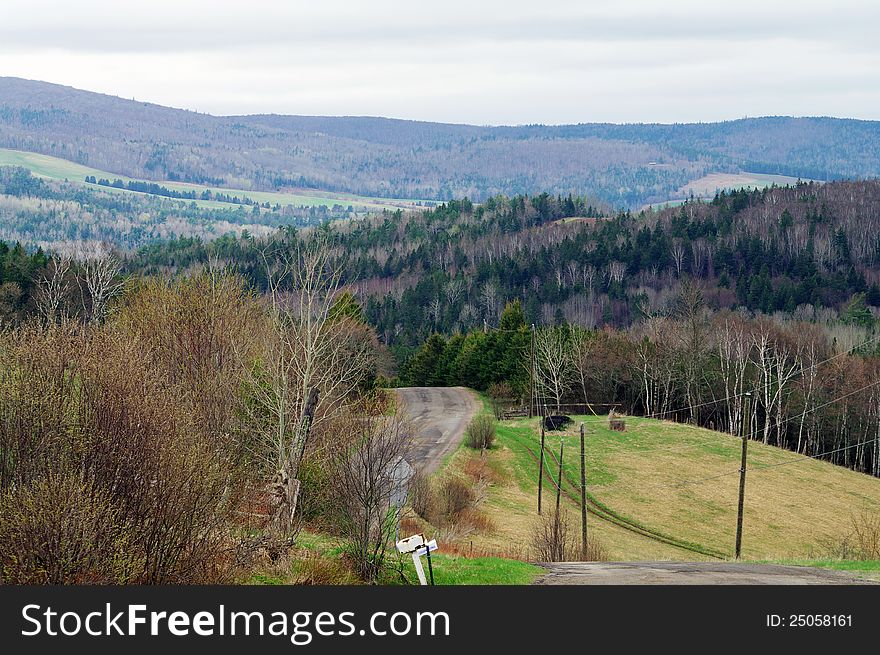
[
  {"xmin": 433, "ymin": 413, "xmax": 880, "ymax": 563},
  {"xmin": 0, "ymin": 147, "xmax": 427, "ymax": 212}
]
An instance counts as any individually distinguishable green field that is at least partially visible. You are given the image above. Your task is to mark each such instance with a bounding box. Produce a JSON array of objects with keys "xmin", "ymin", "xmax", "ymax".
[
  {"xmin": 249, "ymin": 530, "xmax": 542, "ymax": 585},
  {"xmin": 395, "ymin": 554, "xmax": 542, "ymax": 585},
  {"xmin": 0, "ymin": 147, "xmax": 428, "ymax": 213},
  {"xmin": 438, "ymin": 414, "xmax": 880, "ymax": 562},
  {"xmin": 233, "ymin": 408, "xmax": 880, "ymax": 583}
]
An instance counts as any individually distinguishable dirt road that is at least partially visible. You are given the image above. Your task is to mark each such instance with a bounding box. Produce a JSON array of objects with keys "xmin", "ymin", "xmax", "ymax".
[
  {"xmin": 394, "ymin": 387, "xmax": 480, "ymax": 474},
  {"xmin": 535, "ymin": 561, "xmax": 878, "ymax": 585}
]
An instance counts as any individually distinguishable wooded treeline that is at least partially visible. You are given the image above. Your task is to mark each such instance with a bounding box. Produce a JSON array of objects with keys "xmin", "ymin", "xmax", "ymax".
[
  {"xmin": 400, "ymin": 294, "xmax": 880, "ymax": 479},
  {"xmin": 126, "ymin": 180, "xmax": 880, "ymax": 355},
  {"xmin": 5, "ymin": 181, "xmax": 880, "ymax": 483}
]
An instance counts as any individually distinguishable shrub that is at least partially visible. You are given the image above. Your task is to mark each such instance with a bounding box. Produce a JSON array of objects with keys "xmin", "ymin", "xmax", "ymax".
[
  {"xmin": 487, "ymin": 382, "xmax": 515, "ymax": 419},
  {"xmin": 331, "ymin": 415, "xmax": 410, "ymax": 583},
  {"xmin": 465, "ymin": 414, "xmax": 496, "ymax": 450},
  {"xmin": 0, "ymin": 473, "xmax": 135, "ymax": 584},
  {"xmin": 407, "ymin": 469, "xmax": 433, "ymax": 520},
  {"xmin": 0, "ymin": 324, "xmax": 240, "ymax": 584},
  {"xmin": 437, "ymin": 476, "xmax": 475, "ymax": 520},
  {"xmin": 462, "ymin": 455, "xmax": 503, "ymax": 485},
  {"xmin": 849, "ymin": 510, "xmax": 880, "ymax": 559},
  {"xmin": 531, "ymin": 510, "xmax": 607, "ymax": 562},
  {"xmin": 825, "ymin": 511, "xmax": 880, "ymax": 560},
  {"xmin": 296, "ymin": 457, "xmax": 336, "ymax": 525},
  {"xmin": 532, "ymin": 509, "xmax": 572, "ymax": 562}
]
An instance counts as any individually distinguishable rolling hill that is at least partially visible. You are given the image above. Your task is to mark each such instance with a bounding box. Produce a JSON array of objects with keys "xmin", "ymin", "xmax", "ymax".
[
  {"xmin": 434, "ymin": 414, "xmax": 880, "ymax": 562},
  {"xmin": 3, "ymin": 77, "xmax": 880, "ymax": 207},
  {"xmin": 0, "ymin": 147, "xmax": 427, "ymax": 213}
]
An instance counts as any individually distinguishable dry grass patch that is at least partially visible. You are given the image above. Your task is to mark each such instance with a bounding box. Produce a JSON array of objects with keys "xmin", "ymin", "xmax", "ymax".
[
  {"xmin": 439, "ymin": 414, "xmax": 879, "ymax": 562},
  {"xmin": 573, "ymin": 417, "xmax": 880, "ymax": 560}
]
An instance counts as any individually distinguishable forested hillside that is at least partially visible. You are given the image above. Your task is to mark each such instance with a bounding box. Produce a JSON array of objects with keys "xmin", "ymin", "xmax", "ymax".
[
  {"xmin": 0, "ymin": 166, "xmax": 343, "ymax": 248},
  {"xmin": 121, "ymin": 180, "xmax": 880, "ymax": 480},
  {"xmin": 4, "ymin": 178, "xmax": 880, "ymax": 477},
  {"xmin": 129, "ymin": 180, "xmax": 880, "ymax": 346},
  {"xmin": 3, "ymin": 77, "xmax": 880, "ymax": 206},
  {"xmin": 0, "ymin": 177, "xmax": 878, "ymax": 590}
]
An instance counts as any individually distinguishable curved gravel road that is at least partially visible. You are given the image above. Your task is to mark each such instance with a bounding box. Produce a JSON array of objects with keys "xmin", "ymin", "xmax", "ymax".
[{"xmin": 394, "ymin": 386, "xmax": 480, "ymax": 474}]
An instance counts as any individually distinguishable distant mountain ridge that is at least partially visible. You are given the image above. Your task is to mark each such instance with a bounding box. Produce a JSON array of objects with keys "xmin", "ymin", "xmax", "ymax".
[{"xmin": 2, "ymin": 77, "xmax": 879, "ymax": 207}]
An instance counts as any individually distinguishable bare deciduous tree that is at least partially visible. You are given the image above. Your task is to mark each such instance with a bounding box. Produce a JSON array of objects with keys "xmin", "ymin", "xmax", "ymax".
[
  {"xmin": 332, "ymin": 415, "xmax": 411, "ymax": 582},
  {"xmin": 607, "ymin": 260, "xmax": 626, "ymax": 285},
  {"xmin": 671, "ymin": 240, "xmax": 686, "ymax": 277},
  {"xmin": 445, "ymin": 278, "xmax": 465, "ymax": 307},
  {"xmin": 673, "ymin": 281, "xmax": 710, "ymax": 423},
  {"xmin": 480, "ymin": 280, "xmax": 498, "ymax": 325},
  {"xmin": 77, "ymin": 245, "xmax": 123, "ymax": 324},
  {"xmin": 632, "ymin": 317, "xmax": 678, "ymax": 418},
  {"xmin": 36, "ymin": 254, "xmax": 71, "ymax": 324},
  {"xmin": 752, "ymin": 319, "xmax": 801, "ymax": 445},
  {"xmin": 717, "ymin": 315, "xmax": 752, "ymax": 436},
  {"xmin": 535, "ymin": 326, "xmax": 573, "ymax": 412},
  {"xmin": 244, "ymin": 236, "xmax": 377, "ymax": 534}
]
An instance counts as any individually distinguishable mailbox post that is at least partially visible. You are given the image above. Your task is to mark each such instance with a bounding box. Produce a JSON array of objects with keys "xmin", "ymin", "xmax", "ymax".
[{"xmin": 396, "ymin": 534, "xmax": 439, "ymax": 585}]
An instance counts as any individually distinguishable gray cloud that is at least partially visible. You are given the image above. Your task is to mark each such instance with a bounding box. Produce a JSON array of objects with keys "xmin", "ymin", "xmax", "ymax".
[{"xmin": 0, "ymin": 0, "xmax": 878, "ymax": 123}]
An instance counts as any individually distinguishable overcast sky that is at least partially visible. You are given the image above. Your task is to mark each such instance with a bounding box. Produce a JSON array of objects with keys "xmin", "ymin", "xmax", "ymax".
[{"xmin": 1, "ymin": 0, "xmax": 879, "ymax": 125}]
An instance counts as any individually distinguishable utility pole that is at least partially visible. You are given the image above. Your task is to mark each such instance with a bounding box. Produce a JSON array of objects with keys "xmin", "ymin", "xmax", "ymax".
[
  {"xmin": 735, "ymin": 392, "xmax": 752, "ymax": 559},
  {"xmin": 537, "ymin": 412, "xmax": 545, "ymax": 515},
  {"xmin": 580, "ymin": 422, "xmax": 587, "ymax": 560},
  {"xmin": 529, "ymin": 323, "xmax": 536, "ymax": 418},
  {"xmin": 555, "ymin": 437, "xmax": 565, "ymax": 515}
]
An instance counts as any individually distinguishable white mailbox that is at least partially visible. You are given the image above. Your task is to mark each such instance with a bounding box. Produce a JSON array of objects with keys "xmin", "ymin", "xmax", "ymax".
[
  {"xmin": 395, "ymin": 533, "xmax": 439, "ymax": 585},
  {"xmin": 396, "ymin": 534, "xmax": 425, "ymax": 554}
]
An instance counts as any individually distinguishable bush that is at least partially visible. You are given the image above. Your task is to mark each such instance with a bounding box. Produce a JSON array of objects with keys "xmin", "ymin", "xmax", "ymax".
[
  {"xmin": 532, "ymin": 509, "xmax": 572, "ymax": 562},
  {"xmin": 487, "ymin": 382, "xmax": 515, "ymax": 419},
  {"xmin": 824, "ymin": 511, "xmax": 880, "ymax": 560},
  {"xmin": 331, "ymin": 416, "xmax": 410, "ymax": 583},
  {"xmin": 407, "ymin": 472, "xmax": 481, "ymax": 528},
  {"xmin": 849, "ymin": 511, "xmax": 880, "ymax": 559},
  {"xmin": 296, "ymin": 457, "xmax": 336, "ymax": 525},
  {"xmin": 0, "ymin": 473, "xmax": 134, "ymax": 584},
  {"xmin": 465, "ymin": 414, "xmax": 496, "ymax": 450},
  {"xmin": 0, "ymin": 324, "xmax": 240, "ymax": 584},
  {"xmin": 438, "ymin": 476, "xmax": 475, "ymax": 520},
  {"xmin": 408, "ymin": 469, "xmax": 433, "ymax": 520},
  {"xmin": 531, "ymin": 510, "xmax": 607, "ymax": 562}
]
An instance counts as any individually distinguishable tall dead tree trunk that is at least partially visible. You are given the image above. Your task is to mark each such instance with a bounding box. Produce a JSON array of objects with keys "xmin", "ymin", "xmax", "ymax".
[{"xmin": 269, "ymin": 387, "xmax": 319, "ymax": 535}]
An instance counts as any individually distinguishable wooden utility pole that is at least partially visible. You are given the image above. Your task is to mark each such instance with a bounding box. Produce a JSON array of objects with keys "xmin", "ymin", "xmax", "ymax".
[
  {"xmin": 735, "ymin": 392, "xmax": 752, "ymax": 559},
  {"xmin": 580, "ymin": 422, "xmax": 587, "ymax": 560},
  {"xmin": 555, "ymin": 437, "xmax": 565, "ymax": 515},
  {"xmin": 537, "ymin": 414, "xmax": 545, "ymax": 515},
  {"xmin": 529, "ymin": 324, "xmax": 536, "ymax": 418}
]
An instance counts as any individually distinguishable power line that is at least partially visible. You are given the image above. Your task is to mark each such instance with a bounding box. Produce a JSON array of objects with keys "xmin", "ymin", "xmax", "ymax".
[
  {"xmin": 751, "ymin": 435, "xmax": 880, "ymax": 474},
  {"xmin": 638, "ymin": 332, "xmax": 880, "ymax": 422},
  {"xmin": 628, "ymin": 376, "xmax": 880, "ymax": 490},
  {"xmin": 611, "ymin": 356, "xmax": 880, "ymax": 461},
  {"xmin": 614, "ymin": 433, "xmax": 880, "ymax": 497}
]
